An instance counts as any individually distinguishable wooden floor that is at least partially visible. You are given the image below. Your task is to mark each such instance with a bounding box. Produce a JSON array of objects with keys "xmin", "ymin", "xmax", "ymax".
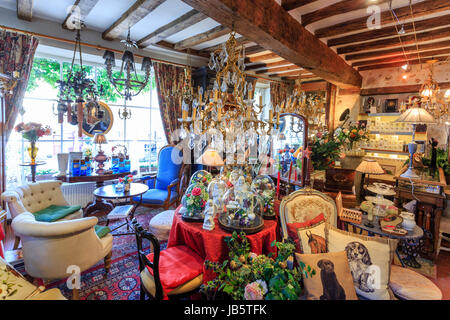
[{"xmin": 3, "ymin": 221, "xmax": 450, "ymax": 299}]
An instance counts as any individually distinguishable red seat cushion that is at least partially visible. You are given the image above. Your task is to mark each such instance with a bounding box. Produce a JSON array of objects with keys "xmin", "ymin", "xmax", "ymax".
[
  {"xmin": 286, "ymin": 213, "xmax": 324, "ymax": 253},
  {"xmin": 146, "ymin": 245, "xmax": 203, "ymax": 295}
]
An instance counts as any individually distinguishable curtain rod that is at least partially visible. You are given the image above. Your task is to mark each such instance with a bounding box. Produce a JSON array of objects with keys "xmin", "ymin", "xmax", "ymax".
[{"xmin": 0, "ymin": 25, "xmax": 285, "ymax": 84}]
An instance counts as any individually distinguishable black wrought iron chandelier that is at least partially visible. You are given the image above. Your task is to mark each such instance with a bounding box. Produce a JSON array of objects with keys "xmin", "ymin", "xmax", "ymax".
[
  {"xmin": 56, "ymin": 27, "xmax": 104, "ymax": 136},
  {"xmin": 103, "ymin": 28, "xmax": 152, "ymax": 120}
]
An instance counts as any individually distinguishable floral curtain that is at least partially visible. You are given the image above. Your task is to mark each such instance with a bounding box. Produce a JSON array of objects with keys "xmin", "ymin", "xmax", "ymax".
[
  {"xmin": 0, "ymin": 29, "xmax": 39, "ymax": 143},
  {"xmin": 153, "ymin": 62, "xmax": 187, "ymax": 144},
  {"xmin": 270, "ymin": 81, "xmax": 293, "ymax": 109}
]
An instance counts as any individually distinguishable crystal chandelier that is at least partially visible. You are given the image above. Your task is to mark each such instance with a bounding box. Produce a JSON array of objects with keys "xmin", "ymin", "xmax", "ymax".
[
  {"xmin": 420, "ymin": 59, "xmax": 449, "ymax": 123},
  {"xmin": 103, "ymin": 28, "xmax": 152, "ymax": 120},
  {"xmin": 56, "ymin": 27, "xmax": 105, "ymax": 136},
  {"xmin": 179, "ymin": 32, "xmax": 279, "ymax": 146}
]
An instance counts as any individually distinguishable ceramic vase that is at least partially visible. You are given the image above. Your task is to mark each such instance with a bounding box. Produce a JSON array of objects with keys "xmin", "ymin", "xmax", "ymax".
[{"xmin": 57, "ymin": 153, "xmax": 69, "ymax": 176}]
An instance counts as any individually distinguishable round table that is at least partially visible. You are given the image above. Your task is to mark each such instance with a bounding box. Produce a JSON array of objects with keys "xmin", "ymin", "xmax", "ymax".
[
  {"xmin": 93, "ymin": 183, "xmax": 148, "ymax": 233},
  {"xmin": 20, "ymin": 161, "xmax": 46, "ymax": 183},
  {"xmin": 349, "ymin": 215, "xmax": 424, "ymax": 268},
  {"xmin": 168, "ymin": 205, "xmax": 279, "ymax": 283}
]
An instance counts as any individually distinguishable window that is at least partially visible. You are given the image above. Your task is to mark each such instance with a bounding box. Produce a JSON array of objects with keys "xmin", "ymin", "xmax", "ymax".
[{"xmin": 5, "ymin": 55, "xmax": 166, "ymax": 188}]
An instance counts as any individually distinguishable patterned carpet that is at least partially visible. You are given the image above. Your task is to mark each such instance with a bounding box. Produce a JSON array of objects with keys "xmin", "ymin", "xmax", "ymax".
[{"xmin": 47, "ymin": 207, "xmax": 167, "ymax": 300}]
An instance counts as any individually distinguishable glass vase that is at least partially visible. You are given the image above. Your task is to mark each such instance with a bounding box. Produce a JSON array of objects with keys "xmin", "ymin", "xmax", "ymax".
[{"xmin": 27, "ymin": 142, "xmax": 38, "ymax": 165}]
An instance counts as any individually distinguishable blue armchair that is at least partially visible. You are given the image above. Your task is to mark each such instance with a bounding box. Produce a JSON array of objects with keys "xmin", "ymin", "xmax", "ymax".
[{"xmin": 134, "ymin": 145, "xmax": 185, "ymax": 210}]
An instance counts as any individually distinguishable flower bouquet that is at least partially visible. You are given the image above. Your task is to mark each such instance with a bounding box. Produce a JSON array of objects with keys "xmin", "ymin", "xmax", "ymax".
[
  {"xmin": 15, "ymin": 122, "xmax": 51, "ymax": 164},
  {"xmin": 310, "ymin": 131, "xmax": 342, "ymax": 170},
  {"xmin": 181, "ymin": 183, "xmax": 209, "ymax": 221},
  {"xmin": 118, "ymin": 174, "xmax": 133, "ymax": 192},
  {"xmin": 334, "ymin": 123, "xmax": 369, "ymax": 151},
  {"xmin": 200, "ymin": 232, "xmax": 316, "ymax": 300},
  {"xmin": 251, "ymin": 175, "xmax": 276, "ymax": 219}
]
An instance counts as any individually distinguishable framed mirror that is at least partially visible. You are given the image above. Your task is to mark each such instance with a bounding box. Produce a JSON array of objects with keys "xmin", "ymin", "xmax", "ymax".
[
  {"xmin": 273, "ymin": 113, "xmax": 308, "ymax": 187},
  {"xmin": 82, "ymin": 101, "xmax": 114, "ymax": 137}
]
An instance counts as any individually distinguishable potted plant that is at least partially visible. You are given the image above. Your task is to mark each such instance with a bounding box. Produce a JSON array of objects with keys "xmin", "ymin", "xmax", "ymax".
[
  {"xmin": 310, "ymin": 131, "xmax": 343, "ymax": 171},
  {"xmin": 200, "ymin": 231, "xmax": 316, "ymax": 300},
  {"xmin": 14, "ymin": 122, "xmax": 52, "ymax": 164}
]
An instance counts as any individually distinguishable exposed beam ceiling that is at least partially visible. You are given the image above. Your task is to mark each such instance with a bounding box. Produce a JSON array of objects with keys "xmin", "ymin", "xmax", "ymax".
[
  {"xmin": 281, "ymin": 0, "xmax": 317, "ymax": 12},
  {"xmin": 352, "ymin": 48, "xmax": 450, "ymax": 67},
  {"xmin": 174, "ymin": 25, "xmax": 230, "ymax": 50},
  {"xmin": 269, "ymin": 70, "xmax": 312, "ymax": 77},
  {"xmin": 204, "ymin": 36, "xmax": 250, "ymax": 51},
  {"xmin": 315, "ymin": 0, "xmax": 450, "ymax": 39},
  {"xmin": 357, "ymin": 55, "xmax": 450, "ymax": 71},
  {"xmin": 302, "ymin": 0, "xmax": 388, "ymax": 27},
  {"xmin": 328, "ymin": 14, "xmax": 450, "ymax": 47},
  {"xmin": 137, "ymin": 9, "xmax": 206, "ymax": 47},
  {"xmin": 154, "ymin": 40, "xmax": 209, "ymax": 58},
  {"xmin": 245, "ymin": 45, "xmax": 267, "ymax": 55},
  {"xmin": 62, "ymin": 0, "xmax": 100, "ymax": 29},
  {"xmin": 103, "ymin": 0, "xmax": 166, "ymax": 41},
  {"xmin": 337, "ymin": 27, "xmax": 450, "ymax": 55},
  {"xmin": 256, "ymin": 65, "xmax": 302, "ymax": 74},
  {"xmin": 182, "ymin": 0, "xmax": 362, "ymax": 88},
  {"xmin": 345, "ymin": 40, "xmax": 450, "ymax": 61},
  {"xmin": 245, "ymin": 53, "xmax": 280, "ymax": 63},
  {"xmin": 17, "ymin": 0, "xmax": 33, "ymax": 21},
  {"xmin": 245, "ymin": 60, "xmax": 293, "ymax": 71}
]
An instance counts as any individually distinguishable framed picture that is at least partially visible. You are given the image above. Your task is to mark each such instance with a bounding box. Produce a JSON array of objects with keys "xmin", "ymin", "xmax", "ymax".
[
  {"xmin": 363, "ymin": 96, "xmax": 375, "ymax": 114},
  {"xmin": 384, "ymin": 99, "xmax": 398, "ymax": 113}
]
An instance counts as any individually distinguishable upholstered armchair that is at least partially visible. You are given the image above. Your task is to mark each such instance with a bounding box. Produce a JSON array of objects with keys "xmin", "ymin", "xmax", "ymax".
[
  {"xmin": 134, "ymin": 145, "xmax": 185, "ymax": 210},
  {"xmin": 12, "ymin": 212, "xmax": 112, "ymax": 299},
  {"xmin": 279, "ymin": 188, "xmax": 338, "ymax": 241},
  {"xmin": 2, "ymin": 181, "xmax": 83, "ymax": 249}
]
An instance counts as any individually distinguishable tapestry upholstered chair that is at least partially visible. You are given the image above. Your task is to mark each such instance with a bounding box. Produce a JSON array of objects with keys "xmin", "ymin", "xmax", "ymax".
[
  {"xmin": 12, "ymin": 212, "xmax": 113, "ymax": 299},
  {"xmin": 279, "ymin": 188, "xmax": 337, "ymax": 241},
  {"xmin": 2, "ymin": 181, "xmax": 83, "ymax": 249},
  {"xmin": 133, "ymin": 145, "xmax": 185, "ymax": 210},
  {"xmin": 132, "ymin": 219, "xmax": 203, "ymax": 300}
]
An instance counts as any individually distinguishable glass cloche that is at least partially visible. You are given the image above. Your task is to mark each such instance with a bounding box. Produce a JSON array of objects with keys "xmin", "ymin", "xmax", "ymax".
[
  {"xmin": 180, "ymin": 183, "xmax": 209, "ymax": 221},
  {"xmin": 207, "ymin": 177, "xmax": 228, "ymax": 213},
  {"xmin": 218, "ymin": 182, "xmax": 264, "ymax": 234},
  {"xmin": 189, "ymin": 170, "xmax": 213, "ymax": 187},
  {"xmin": 251, "ymin": 175, "xmax": 276, "ymax": 219}
]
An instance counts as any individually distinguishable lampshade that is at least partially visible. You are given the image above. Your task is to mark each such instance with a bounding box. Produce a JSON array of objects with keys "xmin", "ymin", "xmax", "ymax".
[
  {"xmin": 395, "ymin": 107, "xmax": 436, "ymax": 124},
  {"xmin": 93, "ymin": 133, "xmax": 107, "ymax": 145},
  {"xmin": 356, "ymin": 159, "xmax": 384, "ymax": 175},
  {"xmin": 196, "ymin": 149, "xmax": 224, "ymax": 167}
]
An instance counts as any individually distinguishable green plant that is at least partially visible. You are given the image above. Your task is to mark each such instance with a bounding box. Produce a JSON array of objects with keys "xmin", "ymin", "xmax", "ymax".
[
  {"xmin": 200, "ymin": 232, "xmax": 315, "ymax": 300},
  {"xmin": 310, "ymin": 131, "xmax": 342, "ymax": 170},
  {"xmin": 334, "ymin": 123, "xmax": 369, "ymax": 150},
  {"xmin": 422, "ymin": 148, "xmax": 450, "ymax": 175},
  {"xmin": 36, "ymin": 169, "xmax": 57, "ymax": 176}
]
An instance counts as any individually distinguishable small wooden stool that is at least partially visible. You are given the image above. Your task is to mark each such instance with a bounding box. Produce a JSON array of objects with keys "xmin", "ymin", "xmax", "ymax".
[{"xmin": 106, "ymin": 205, "xmax": 134, "ymax": 236}]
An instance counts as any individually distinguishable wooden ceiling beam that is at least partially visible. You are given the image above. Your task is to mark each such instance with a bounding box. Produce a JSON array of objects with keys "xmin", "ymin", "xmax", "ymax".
[
  {"xmin": 337, "ymin": 26, "xmax": 450, "ymax": 55},
  {"xmin": 246, "ymin": 60, "xmax": 293, "ymax": 71},
  {"xmin": 357, "ymin": 55, "xmax": 450, "ymax": 71},
  {"xmin": 345, "ymin": 40, "xmax": 450, "ymax": 61},
  {"xmin": 360, "ymin": 82, "xmax": 450, "ymax": 96},
  {"xmin": 245, "ymin": 45, "xmax": 267, "ymax": 56},
  {"xmin": 245, "ymin": 53, "xmax": 281, "ymax": 63},
  {"xmin": 62, "ymin": 0, "xmax": 100, "ymax": 29},
  {"xmin": 315, "ymin": 0, "xmax": 450, "ymax": 39},
  {"xmin": 17, "ymin": 0, "xmax": 33, "ymax": 21},
  {"xmin": 203, "ymin": 36, "xmax": 250, "ymax": 51},
  {"xmin": 256, "ymin": 65, "xmax": 301, "ymax": 74},
  {"xmin": 302, "ymin": 0, "xmax": 388, "ymax": 27},
  {"xmin": 281, "ymin": 0, "xmax": 318, "ymax": 11},
  {"xmin": 352, "ymin": 48, "xmax": 450, "ymax": 67},
  {"xmin": 103, "ymin": 0, "xmax": 166, "ymax": 41},
  {"xmin": 154, "ymin": 40, "xmax": 209, "ymax": 58},
  {"xmin": 328, "ymin": 14, "xmax": 450, "ymax": 47},
  {"xmin": 182, "ymin": 0, "xmax": 362, "ymax": 88},
  {"xmin": 137, "ymin": 10, "xmax": 206, "ymax": 47},
  {"xmin": 174, "ymin": 25, "xmax": 230, "ymax": 50},
  {"xmin": 269, "ymin": 70, "xmax": 313, "ymax": 78}
]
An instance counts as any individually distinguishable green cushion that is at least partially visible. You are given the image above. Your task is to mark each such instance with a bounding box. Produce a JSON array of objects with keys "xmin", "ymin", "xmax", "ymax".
[
  {"xmin": 94, "ymin": 225, "xmax": 111, "ymax": 239},
  {"xmin": 33, "ymin": 205, "xmax": 82, "ymax": 222}
]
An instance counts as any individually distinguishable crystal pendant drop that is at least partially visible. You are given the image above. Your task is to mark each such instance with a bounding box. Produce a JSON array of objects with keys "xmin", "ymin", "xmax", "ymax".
[
  {"xmin": 208, "ymin": 53, "xmax": 215, "ymax": 70},
  {"xmin": 221, "ymin": 81, "xmax": 228, "ymax": 93},
  {"xmin": 213, "ymin": 80, "xmax": 219, "ymax": 91}
]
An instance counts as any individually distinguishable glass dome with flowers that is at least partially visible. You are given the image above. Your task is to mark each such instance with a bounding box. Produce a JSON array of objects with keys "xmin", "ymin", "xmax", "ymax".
[
  {"xmin": 189, "ymin": 170, "xmax": 213, "ymax": 187},
  {"xmin": 218, "ymin": 176, "xmax": 264, "ymax": 234},
  {"xmin": 180, "ymin": 183, "xmax": 209, "ymax": 221},
  {"xmin": 251, "ymin": 175, "xmax": 276, "ymax": 219},
  {"xmin": 207, "ymin": 177, "xmax": 228, "ymax": 213}
]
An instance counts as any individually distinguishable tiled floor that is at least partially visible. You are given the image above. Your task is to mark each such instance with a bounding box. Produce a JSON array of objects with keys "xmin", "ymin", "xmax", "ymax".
[{"xmin": 3, "ymin": 221, "xmax": 450, "ymax": 299}]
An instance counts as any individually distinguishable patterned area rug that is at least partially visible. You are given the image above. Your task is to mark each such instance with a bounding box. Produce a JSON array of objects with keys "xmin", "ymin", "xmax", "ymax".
[
  {"xmin": 393, "ymin": 253, "xmax": 437, "ymax": 279},
  {"xmin": 47, "ymin": 207, "xmax": 167, "ymax": 300}
]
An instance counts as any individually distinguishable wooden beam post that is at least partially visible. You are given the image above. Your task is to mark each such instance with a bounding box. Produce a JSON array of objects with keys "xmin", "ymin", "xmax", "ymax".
[
  {"xmin": 17, "ymin": 0, "xmax": 33, "ymax": 21},
  {"xmin": 102, "ymin": 0, "xmax": 166, "ymax": 41},
  {"xmin": 181, "ymin": 0, "xmax": 362, "ymax": 89},
  {"xmin": 62, "ymin": 0, "xmax": 100, "ymax": 30},
  {"xmin": 174, "ymin": 25, "xmax": 230, "ymax": 50}
]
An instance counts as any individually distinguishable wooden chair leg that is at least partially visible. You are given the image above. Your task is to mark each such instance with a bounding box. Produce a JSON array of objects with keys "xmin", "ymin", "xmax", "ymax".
[
  {"xmin": 140, "ymin": 284, "xmax": 146, "ymax": 301},
  {"xmin": 436, "ymin": 232, "xmax": 442, "ymax": 257},
  {"xmin": 72, "ymin": 278, "xmax": 79, "ymax": 300},
  {"xmin": 104, "ymin": 251, "xmax": 112, "ymax": 275},
  {"xmin": 13, "ymin": 236, "xmax": 20, "ymax": 250}
]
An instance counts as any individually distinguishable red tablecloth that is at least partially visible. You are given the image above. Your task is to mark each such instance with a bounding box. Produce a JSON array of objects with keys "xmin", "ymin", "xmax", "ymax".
[
  {"xmin": 168, "ymin": 205, "xmax": 279, "ymax": 283},
  {"xmin": 0, "ymin": 223, "xmax": 5, "ymax": 259}
]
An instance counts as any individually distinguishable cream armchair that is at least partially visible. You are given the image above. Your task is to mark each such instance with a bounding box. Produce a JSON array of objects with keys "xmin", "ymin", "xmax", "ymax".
[
  {"xmin": 12, "ymin": 212, "xmax": 112, "ymax": 299},
  {"xmin": 279, "ymin": 188, "xmax": 337, "ymax": 241},
  {"xmin": 2, "ymin": 181, "xmax": 83, "ymax": 249}
]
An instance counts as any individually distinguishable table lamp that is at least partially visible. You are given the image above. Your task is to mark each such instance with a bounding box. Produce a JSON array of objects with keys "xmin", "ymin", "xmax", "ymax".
[
  {"xmin": 94, "ymin": 133, "xmax": 108, "ymax": 175},
  {"xmin": 356, "ymin": 159, "xmax": 384, "ymax": 197},
  {"xmin": 395, "ymin": 106, "xmax": 436, "ymax": 179},
  {"xmin": 196, "ymin": 149, "xmax": 224, "ymax": 172}
]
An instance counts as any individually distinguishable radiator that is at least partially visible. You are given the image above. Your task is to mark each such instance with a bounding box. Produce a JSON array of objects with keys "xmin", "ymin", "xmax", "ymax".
[{"xmin": 61, "ymin": 182, "xmax": 97, "ymax": 208}]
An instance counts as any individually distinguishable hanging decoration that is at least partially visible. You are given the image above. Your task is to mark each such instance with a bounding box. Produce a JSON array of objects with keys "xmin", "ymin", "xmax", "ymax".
[{"xmin": 56, "ymin": 27, "xmax": 105, "ymax": 137}]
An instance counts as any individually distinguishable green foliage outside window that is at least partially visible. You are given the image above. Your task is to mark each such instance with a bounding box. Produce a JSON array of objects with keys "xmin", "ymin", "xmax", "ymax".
[{"xmin": 26, "ymin": 57, "xmax": 156, "ymax": 103}]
